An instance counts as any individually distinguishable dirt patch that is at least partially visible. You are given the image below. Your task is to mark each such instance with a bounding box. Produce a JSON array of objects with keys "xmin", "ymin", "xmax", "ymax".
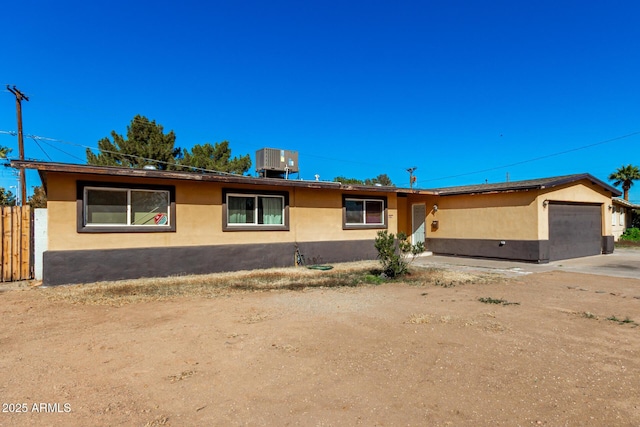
[{"xmin": 1, "ymin": 267, "xmax": 639, "ymax": 426}]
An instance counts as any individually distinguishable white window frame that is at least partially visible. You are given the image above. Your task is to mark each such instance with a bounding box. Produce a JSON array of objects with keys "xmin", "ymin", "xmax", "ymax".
[
  {"xmin": 344, "ymin": 197, "xmax": 386, "ymax": 227},
  {"xmin": 225, "ymin": 193, "xmax": 286, "ymax": 227},
  {"xmin": 84, "ymin": 186, "xmax": 171, "ymax": 228}
]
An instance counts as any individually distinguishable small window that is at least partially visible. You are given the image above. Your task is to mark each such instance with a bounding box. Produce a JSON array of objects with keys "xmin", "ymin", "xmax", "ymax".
[
  {"xmin": 223, "ymin": 189, "xmax": 289, "ymax": 231},
  {"xmin": 78, "ymin": 182, "xmax": 175, "ymax": 233},
  {"xmin": 228, "ymin": 194, "xmax": 284, "ymax": 225},
  {"xmin": 343, "ymin": 196, "xmax": 387, "ymax": 229}
]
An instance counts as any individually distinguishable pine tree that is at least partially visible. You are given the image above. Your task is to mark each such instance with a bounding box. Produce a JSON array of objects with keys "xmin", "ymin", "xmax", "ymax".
[
  {"xmin": 0, "ymin": 188, "xmax": 16, "ymax": 206},
  {"xmin": 365, "ymin": 174, "xmax": 394, "ymax": 186},
  {"xmin": 28, "ymin": 186, "xmax": 47, "ymax": 208},
  {"xmin": 180, "ymin": 141, "xmax": 251, "ymax": 175},
  {"xmin": 86, "ymin": 115, "xmax": 181, "ymax": 170}
]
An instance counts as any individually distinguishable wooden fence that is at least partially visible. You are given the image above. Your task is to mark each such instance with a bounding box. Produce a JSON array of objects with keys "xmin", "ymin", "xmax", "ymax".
[{"xmin": 1, "ymin": 206, "xmax": 32, "ymax": 282}]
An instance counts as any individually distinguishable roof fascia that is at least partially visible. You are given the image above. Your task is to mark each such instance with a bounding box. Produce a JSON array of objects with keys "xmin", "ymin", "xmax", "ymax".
[
  {"xmin": 435, "ymin": 174, "xmax": 622, "ymax": 197},
  {"xmin": 10, "ymin": 160, "xmax": 436, "ymax": 195}
]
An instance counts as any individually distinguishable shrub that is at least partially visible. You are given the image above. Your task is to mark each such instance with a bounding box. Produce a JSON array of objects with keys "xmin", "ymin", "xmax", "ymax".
[
  {"xmin": 631, "ymin": 210, "xmax": 640, "ymax": 229},
  {"xmin": 374, "ymin": 231, "xmax": 425, "ymax": 278},
  {"xmin": 620, "ymin": 227, "xmax": 640, "ymax": 242}
]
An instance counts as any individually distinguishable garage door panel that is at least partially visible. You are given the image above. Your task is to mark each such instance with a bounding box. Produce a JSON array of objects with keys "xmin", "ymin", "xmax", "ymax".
[{"xmin": 549, "ymin": 203, "xmax": 602, "ymax": 261}]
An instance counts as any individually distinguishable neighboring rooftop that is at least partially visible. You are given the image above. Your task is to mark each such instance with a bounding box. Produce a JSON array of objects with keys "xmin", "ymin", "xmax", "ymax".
[
  {"xmin": 431, "ymin": 173, "xmax": 622, "ymax": 197},
  {"xmin": 612, "ymin": 197, "xmax": 640, "ymax": 208}
]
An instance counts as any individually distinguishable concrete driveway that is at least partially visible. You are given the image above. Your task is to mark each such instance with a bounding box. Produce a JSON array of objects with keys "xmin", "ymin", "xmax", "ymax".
[{"xmin": 414, "ymin": 247, "xmax": 640, "ymax": 280}]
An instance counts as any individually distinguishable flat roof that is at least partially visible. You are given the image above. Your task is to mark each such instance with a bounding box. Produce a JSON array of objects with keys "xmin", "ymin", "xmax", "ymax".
[
  {"xmin": 10, "ymin": 160, "xmax": 622, "ymax": 198},
  {"xmin": 9, "ymin": 160, "xmax": 436, "ymax": 195},
  {"xmin": 613, "ymin": 197, "xmax": 640, "ymax": 208},
  {"xmin": 431, "ymin": 173, "xmax": 622, "ymax": 197}
]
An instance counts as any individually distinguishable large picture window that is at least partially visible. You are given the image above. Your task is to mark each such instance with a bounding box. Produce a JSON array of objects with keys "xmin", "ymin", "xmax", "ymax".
[
  {"xmin": 223, "ymin": 190, "xmax": 289, "ymax": 231},
  {"xmin": 78, "ymin": 182, "xmax": 175, "ymax": 233},
  {"xmin": 343, "ymin": 196, "xmax": 387, "ymax": 229}
]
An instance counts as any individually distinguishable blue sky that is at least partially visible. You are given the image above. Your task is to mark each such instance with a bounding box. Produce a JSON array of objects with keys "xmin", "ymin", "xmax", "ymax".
[{"xmin": 1, "ymin": 0, "xmax": 639, "ymax": 202}]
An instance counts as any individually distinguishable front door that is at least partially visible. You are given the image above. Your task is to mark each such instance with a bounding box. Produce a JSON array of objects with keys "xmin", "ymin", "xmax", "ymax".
[{"xmin": 411, "ymin": 203, "xmax": 426, "ymax": 246}]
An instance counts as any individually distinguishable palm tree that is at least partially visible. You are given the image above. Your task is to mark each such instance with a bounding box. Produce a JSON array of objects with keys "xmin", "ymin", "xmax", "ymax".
[
  {"xmin": 609, "ymin": 164, "xmax": 640, "ymax": 201},
  {"xmin": 0, "ymin": 146, "xmax": 12, "ymax": 159}
]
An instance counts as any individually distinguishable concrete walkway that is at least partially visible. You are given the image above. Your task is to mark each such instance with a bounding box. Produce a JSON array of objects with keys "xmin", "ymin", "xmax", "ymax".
[{"xmin": 413, "ymin": 248, "xmax": 640, "ymax": 280}]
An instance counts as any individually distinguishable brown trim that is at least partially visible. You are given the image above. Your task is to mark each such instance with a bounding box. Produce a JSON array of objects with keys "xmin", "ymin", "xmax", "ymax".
[
  {"xmin": 76, "ymin": 181, "xmax": 176, "ymax": 233},
  {"xmin": 427, "ymin": 238, "xmax": 551, "ymax": 263},
  {"xmin": 222, "ymin": 188, "xmax": 290, "ymax": 232},
  {"xmin": 602, "ymin": 236, "xmax": 615, "ymax": 254},
  {"xmin": 12, "ymin": 160, "xmax": 434, "ymax": 194},
  {"xmin": 342, "ymin": 195, "xmax": 388, "ymax": 230},
  {"xmin": 434, "ymin": 173, "xmax": 622, "ymax": 197},
  {"xmin": 42, "ymin": 240, "xmax": 378, "ymax": 286}
]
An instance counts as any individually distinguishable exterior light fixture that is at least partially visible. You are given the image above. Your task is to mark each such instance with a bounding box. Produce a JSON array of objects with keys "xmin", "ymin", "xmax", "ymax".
[
  {"xmin": 542, "ymin": 200, "xmax": 549, "ymax": 208},
  {"xmin": 608, "ymin": 205, "xmax": 613, "ymax": 210},
  {"xmin": 433, "ymin": 204, "xmax": 438, "ymax": 212}
]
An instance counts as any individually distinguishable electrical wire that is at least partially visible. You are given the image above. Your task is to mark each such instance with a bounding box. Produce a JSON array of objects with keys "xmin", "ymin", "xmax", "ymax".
[
  {"xmin": 28, "ymin": 136, "xmax": 53, "ymax": 161},
  {"xmin": 3, "ymin": 131, "xmax": 246, "ymax": 177},
  {"xmin": 422, "ymin": 131, "xmax": 640, "ymax": 184},
  {"xmin": 3, "ymin": 86, "xmax": 639, "ymax": 183},
  {"xmin": 1, "ymin": 127, "xmax": 640, "ymax": 187},
  {"xmin": 27, "ymin": 135, "xmax": 85, "ymax": 162}
]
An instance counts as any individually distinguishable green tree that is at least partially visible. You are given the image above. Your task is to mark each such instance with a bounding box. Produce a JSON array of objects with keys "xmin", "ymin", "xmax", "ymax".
[
  {"xmin": 631, "ymin": 210, "xmax": 640, "ymax": 229},
  {"xmin": 180, "ymin": 141, "xmax": 251, "ymax": 175},
  {"xmin": 334, "ymin": 174, "xmax": 394, "ymax": 186},
  {"xmin": 333, "ymin": 176, "xmax": 364, "ymax": 185},
  {"xmin": 609, "ymin": 164, "xmax": 640, "ymax": 201},
  {"xmin": 0, "ymin": 146, "xmax": 12, "ymax": 159},
  {"xmin": 86, "ymin": 115, "xmax": 181, "ymax": 170},
  {"xmin": 0, "ymin": 188, "xmax": 16, "ymax": 206},
  {"xmin": 28, "ymin": 186, "xmax": 47, "ymax": 208},
  {"xmin": 365, "ymin": 174, "xmax": 394, "ymax": 186}
]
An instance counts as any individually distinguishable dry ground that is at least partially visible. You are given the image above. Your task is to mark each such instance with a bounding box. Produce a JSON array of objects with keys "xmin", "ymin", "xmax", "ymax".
[{"xmin": 1, "ymin": 262, "xmax": 639, "ymax": 426}]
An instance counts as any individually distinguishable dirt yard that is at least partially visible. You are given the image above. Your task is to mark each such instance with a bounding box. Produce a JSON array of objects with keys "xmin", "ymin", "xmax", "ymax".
[{"xmin": 1, "ymin": 264, "xmax": 639, "ymax": 426}]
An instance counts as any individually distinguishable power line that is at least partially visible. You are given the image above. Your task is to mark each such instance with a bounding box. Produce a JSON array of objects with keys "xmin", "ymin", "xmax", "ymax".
[
  {"xmin": 2, "ymin": 126, "xmax": 640, "ymax": 188},
  {"xmin": 5, "ymin": 131, "xmax": 247, "ymax": 177},
  {"xmin": 423, "ymin": 131, "xmax": 640, "ymax": 184},
  {"xmin": 28, "ymin": 136, "xmax": 53, "ymax": 161},
  {"xmin": 30, "ymin": 136, "xmax": 86, "ymax": 162}
]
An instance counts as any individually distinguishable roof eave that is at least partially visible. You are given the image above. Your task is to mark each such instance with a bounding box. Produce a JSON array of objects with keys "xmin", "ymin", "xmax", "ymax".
[{"xmin": 10, "ymin": 160, "xmax": 436, "ymax": 195}]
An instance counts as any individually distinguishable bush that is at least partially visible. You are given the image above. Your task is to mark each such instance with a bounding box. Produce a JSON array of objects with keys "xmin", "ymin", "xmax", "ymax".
[
  {"xmin": 374, "ymin": 231, "xmax": 425, "ymax": 278},
  {"xmin": 620, "ymin": 227, "xmax": 640, "ymax": 242},
  {"xmin": 631, "ymin": 210, "xmax": 640, "ymax": 229}
]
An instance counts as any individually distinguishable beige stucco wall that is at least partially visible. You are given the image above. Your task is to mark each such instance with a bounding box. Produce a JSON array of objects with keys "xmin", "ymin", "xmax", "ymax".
[
  {"xmin": 45, "ymin": 172, "xmax": 615, "ymax": 252},
  {"xmin": 46, "ymin": 173, "xmax": 399, "ymax": 251},
  {"xmin": 426, "ymin": 191, "xmax": 539, "ymax": 240},
  {"xmin": 536, "ymin": 179, "xmax": 613, "ymax": 239},
  {"xmin": 611, "ymin": 204, "xmax": 630, "ymax": 241},
  {"xmin": 418, "ymin": 179, "xmax": 613, "ymax": 242},
  {"xmin": 402, "ymin": 195, "xmax": 439, "ymax": 242}
]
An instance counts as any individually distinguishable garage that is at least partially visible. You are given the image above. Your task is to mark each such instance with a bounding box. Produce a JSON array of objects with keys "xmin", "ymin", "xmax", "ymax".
[{"xmin": 548, "ymin": 203, "xmax": 603, "ymax": 261}]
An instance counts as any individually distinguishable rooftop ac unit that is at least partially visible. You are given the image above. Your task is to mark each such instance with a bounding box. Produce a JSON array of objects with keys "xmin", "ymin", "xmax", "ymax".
[{"xmin": 256, "ymin": 148, "xmax": 299, "ymax": 178}]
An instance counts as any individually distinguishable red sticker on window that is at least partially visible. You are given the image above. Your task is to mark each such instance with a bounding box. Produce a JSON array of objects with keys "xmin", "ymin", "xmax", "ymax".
[{"xmin": 154, "ymin": 213, "xmax": 168, "ymax": 225}]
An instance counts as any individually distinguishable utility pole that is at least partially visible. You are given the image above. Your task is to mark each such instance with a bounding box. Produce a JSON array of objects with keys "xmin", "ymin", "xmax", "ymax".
[
  {"xmin": 6, "ymin": 86, "xmax": 28, "ymax": 206},
  {"xmin": 407, "ymin": 167, "xmax": 417, "ymax": 189}
]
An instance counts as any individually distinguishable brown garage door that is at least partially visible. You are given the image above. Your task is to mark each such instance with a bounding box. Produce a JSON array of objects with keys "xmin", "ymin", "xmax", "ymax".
[{"xmin": 549, "ymin": 203, "xmax": 602, "ymax": 261}]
